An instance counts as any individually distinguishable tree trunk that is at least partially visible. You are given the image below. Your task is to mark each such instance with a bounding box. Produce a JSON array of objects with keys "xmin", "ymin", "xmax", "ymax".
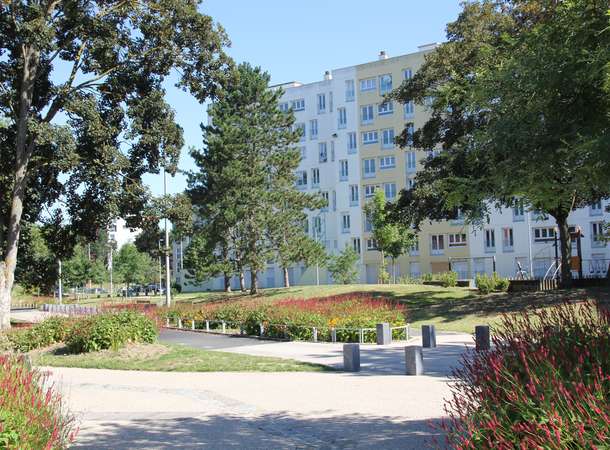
[
  {"xmin": 0, "ymin": 46, "xmax": 40, "ymax": 329},
  {"xmin": 250, "ymin": 270, "xmax": 258, "ymax": 295},
  {"xmin": 239, "ymin": 271, "xmax": 246, "ymax": 292},
  {"xmin": 283, "ymin": 267, "xmax": 290, "ymax": 288},
  {"xmin": 223, "ymin": 273, "xmax": 232, "ymax": 292},
  {"xmin": 555, "ymin": 214, "xmax": 573, "ymax": 288}
]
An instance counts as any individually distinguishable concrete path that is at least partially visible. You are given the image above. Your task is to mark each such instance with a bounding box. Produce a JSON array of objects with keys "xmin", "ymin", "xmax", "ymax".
[
  {"xmin": 44, "ymin": 332, "xmax": 474, "ymax": 448},
  {"xmin": 160, "ymin": 328, "xmax": 473, "ymax": 376}
]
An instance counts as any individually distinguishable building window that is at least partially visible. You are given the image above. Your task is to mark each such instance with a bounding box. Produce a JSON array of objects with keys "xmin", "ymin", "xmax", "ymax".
[
  {"xmin": 591, "ymin": 222, "xmax": 605, "ymax": 247},
  {"xmin": 484, "ymin": 229, "xmax": 495, "ymax": 252},
  {"xmin": 279, "ymin": 102, "xmax": 289, "ymax": 113},
  {"xmin": 352, "ymin": 237, "xmax": 361, "ymax": 254},
  {"xmin": 366, "ymin": 239, "xmax": 378, "ymax": 250},
  {"xmin": 361, "ymin": 105, "xmax": 374, "ymax": 124},
  {"xmin": 360, "ymin": 77, "xmax": 376, "ymax": 92},
  {"xmin": 403, "ymin": 68, "xmax": 413, "ymax": 80},
  {"xmin": 311, "ymin": 168, "xmax": 320, "ymax": 187},
  {"xmin": 329, "ymin": 92, "xmax": 333, "ymax": 112},
  {"xmin": 300, "ymin": 146, "xmax": 306, "ymax": 160},
  {"xmin": 448, "ymin": 233, "xmax": 467, "ymax": 247},
  {"xmin": 381, "ymin": 128, "xmax": 395, "ymax": 149},
  {"xmin": 362, "ymin": 130, "xmax": 378, "ymax": 144},
  {"xmin": 341, "ymin": 214, "xmax": 351, "ymax": 233},
  {"xmin": 321, "ymin": 191, "xmax": 329, "ymax": 211},
  {"xmin": 513, "ymin": 202, "xmax": 525, "ymax": 221},
  {"xmin": 349, "ymin": 185, "xmax": 359, "ymax": 206},
  {"xmin": 347, "ymin": 132, "xmax": 357, "ymax": 153},
  {"xmin": 317, "ymin": 93, "xmax": 326, "ymax": 113},
  {"xmin": 431, "ymin": 234, "xmax": 444, "ymax": 255},
  {"xmin": 404, "ymin": 101, "xmax": 414, "ymax": 118},
  {"xmin": 309, "ymin": 119, "xmax": 318, "ymax": 139},
  {"xmin": 379, "ymin": 74, "xmax": 392, "ymax": 94},
  {"xmin": 295, "ymin": 170, "xmax": 308, "ymax": 188},
  {"xmin": 405, "ymin": 123, "xmax": 414, "ymax": 146},
  {"xmin": 364, "ymin": 184, "xmax": 377, "ymax": 199},
  {"xmin": 378, "ymin": 101, "xmax": 394, "ymax": 115},
  {"xmin": 383, "ymin": 182, "xmax": 397, "ymax": 199},
  {"xmin": 338, "ymin": 107, "xmax": 347, "ymax": 129},
  {"xmin": 502, "ymin": 227, "xmax": 514, "ymax": 251},
  {"xmin": 330, "ymin": 141, "xmax": 335, "ymax": 162},
  {"xmin": 313, "ymin": 217, "xmax": 322, "ymax": 237},
  {"xmin": 363, "ymin": 159, "xmax": 376, "ymax": 178},
  {"xmin": 364, "ymin": 214, "xmax": 373, "ymax": 232},
  {"xmin": 303, "ymin": 218, "xmax": 309, "ymax": 234},
  {"xmin": 345, "ymin": 80, "xmax": 355, "ymax": 101},
  {"xmin": 332, "ymin": 190, "xmax": 337, "ymax": 211},
  {"xmin": 318, "ymin": 142, "xmax": 328, "ymax": 163},
  {"xmin": 533, "ymin": 227, "xmax": 556, "ymax": 242},
  {"xmin": 406, "ymin": 177, "xmax": 415, "ymax": 190},
  {"xmin": 292, "ymin": 99, "xmax": 305, "ymax": 111},
  {"xmin": 295, "ymin": 123, "xmax": 305, "ymax": 142},
  {"xmin": 409, "ymin": 239, "xmax": 419, "ymax": 256},
  {"xmin": 339, "ymin": 160, "xmax": 348, "ymax": 181},
  {"xmin": 379, "ymin": 155, "xmax": 396, "ymax": 169},
  {"xmin": 590, "ymin": 201, "xmax": 603, "ymax": 216},
  {"xmin": 406, "ymin": 151, "xmax": 416, "ymax": 172}
]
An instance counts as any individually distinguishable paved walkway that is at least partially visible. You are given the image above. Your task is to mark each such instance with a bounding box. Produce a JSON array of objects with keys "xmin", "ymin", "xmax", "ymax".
[{"xmin": 45, "ymin": 332, "xmax": 473, "ymax": 449}]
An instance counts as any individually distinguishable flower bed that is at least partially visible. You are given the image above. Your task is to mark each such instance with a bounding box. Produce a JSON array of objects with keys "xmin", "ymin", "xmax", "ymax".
[
  {"xmin": 162, "ymin": 294, "xmax": 408, "ymax": 343},
  {"xmin": 0, "ymin": 355, "xmax": 77, "ymax": 449},
  {"xmin": 444, "ymin": 301, "xmax": 610, "ymax": 448}
]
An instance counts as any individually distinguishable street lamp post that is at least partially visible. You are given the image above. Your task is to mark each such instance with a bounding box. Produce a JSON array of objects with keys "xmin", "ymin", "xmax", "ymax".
[{"xmin": 163, "ymin": 167, "xmax": 171, "ymax": 307}]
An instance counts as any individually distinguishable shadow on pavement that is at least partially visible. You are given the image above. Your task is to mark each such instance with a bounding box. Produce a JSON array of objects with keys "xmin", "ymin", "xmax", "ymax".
[{"xmin": 74, "ymin": 412, "xmax": 448, "ymax": 449}]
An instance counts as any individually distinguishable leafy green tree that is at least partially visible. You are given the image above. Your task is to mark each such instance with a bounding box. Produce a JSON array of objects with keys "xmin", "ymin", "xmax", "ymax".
[
  {"xmin": 327, "ymin": 247, "xmax": 359, "ymax": 285},
  {"xmin": 14, "ymin": 224, "xmax": 57, "ymax": 294},
  {"xmin": 364, "ymin": 190, "xmax": 415, "ymax": 283},
  {"xmin": 114, "ymin": 244, "xmax": 156, "ymax": 289},
  {"xmin": 187, "ymin": 63, "xmax": 305, "ymax": 294},
  {"xmin": 0, "ymin": 1, "xmax": 230, "ymax": 327},
  {"xmin": 391, "ymin": 0, "xmax": 610, "ymax": 286}
]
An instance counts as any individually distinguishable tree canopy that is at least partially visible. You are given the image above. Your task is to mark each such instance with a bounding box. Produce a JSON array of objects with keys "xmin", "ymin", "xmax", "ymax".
[
  {"xmin": 390, "ymin": 0, "xmax": 610, "ymax": 285},
  {"xmin": 0, "ymin": 0, "xmax": 231, "ymax": 327}
]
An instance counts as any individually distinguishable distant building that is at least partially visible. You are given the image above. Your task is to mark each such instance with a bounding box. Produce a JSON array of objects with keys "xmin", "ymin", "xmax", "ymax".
[{"xmin": 108, "ymin": 218, "xmax": 139, "ymax": 249}]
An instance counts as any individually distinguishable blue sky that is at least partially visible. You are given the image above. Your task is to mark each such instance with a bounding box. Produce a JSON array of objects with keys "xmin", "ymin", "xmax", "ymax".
[{"xmin": 145, "ymin": 0, "xmax": 462, "ymax": 195}]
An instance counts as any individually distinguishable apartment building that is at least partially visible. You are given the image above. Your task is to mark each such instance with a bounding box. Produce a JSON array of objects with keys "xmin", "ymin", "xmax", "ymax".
[{"xmin": 173, "ymin": 47, "xmax": 609, "ymax": 291}]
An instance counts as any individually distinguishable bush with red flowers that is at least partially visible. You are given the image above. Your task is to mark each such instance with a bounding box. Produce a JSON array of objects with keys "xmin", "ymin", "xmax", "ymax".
[
  {"xmin": 0, "ymin": 355, "xmax": 77, "ymax": 449},
  {"xmin": 444, "ymin": 302, "xmax": 610, "ymax": 449}
]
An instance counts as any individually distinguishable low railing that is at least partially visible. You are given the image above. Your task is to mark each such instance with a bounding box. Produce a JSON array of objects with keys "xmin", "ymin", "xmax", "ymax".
[{"xmin": 165, "ymin": 317, "xmax": 410, "ymax": 344}]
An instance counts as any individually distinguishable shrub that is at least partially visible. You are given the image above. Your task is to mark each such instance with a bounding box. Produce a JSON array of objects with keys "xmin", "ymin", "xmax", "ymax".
[
  {"xmin": 444, "ymin": 302, "xmax": 610, "ymax": 448},
  {"xmin": 421, "ymin": 273, "xmax": 434, "ymax": 282},
  {"xmin": 492, "ymin": 272, "xmax": 510, "ymax": 292},
  {"xmin": 0, "ymin": 355, "xmax": 77, "ymax": 449},
  {"xmin": 6, "ymin": 316, "xmax": 73, "ymax": 352},
  {"xmin": 437, "ymin": 271, "xmax": 458, "ymax": 287},
  {"xmin": 398, "ymin": 275, "xmax": 422, "ymax": 285},
  {"xmin": 65, "ymin": 311, "xmax": 157, "ymax": 353},
  {"xmin": 476, "ymin": 272, "xmax": 510, "ymax": 294}
]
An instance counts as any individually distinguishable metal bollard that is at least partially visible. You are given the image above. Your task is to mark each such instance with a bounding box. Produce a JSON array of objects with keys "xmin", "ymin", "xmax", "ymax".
[
  {"xmin": 343, "ymin": 343, "xmax": 360, "ymax": 372},
  {"xmin": 312, "ymin": 327, "xmax": 318, "ymax": 342},
  {"xmin": 165, "ymin": 317, "xmax": 170, "ymax": 328},
  {"xmin": 376, "ymin": 322, "xmax": 391, "ymax": 345},
  {"xmin": 178, "ymin": 318, "xmax": 183, "ymax": 329},
  {"xmin": 222, "ymin": 322, "xmax": 226, "ymax": 333},
  {"xmin": 191, "ymin": 320, "xmax": 195, "ymax": 330},
  {"xmin": 405, "ymin": 346, "xmax": 424, "ymax": 375},
  {"xmin": 259, "ymin": 323, "xmax": 265, "ymax": 336},
  {"xmin": 475, "ymin": 325, "xmax": 491, "ymax": 351},
  {"xmin": 206, "ymin": 320, "xmax": 210, "ymax": 332},
  {"xmin": 422, "ymin": 325, "xmax": 437, "ymax": 348},
  {"xmin": 331, "ymin": 328, "xmax": 337, "ymax": 343},
  {"xmin": 359, "ymin": 329, "xmax": 364, "ymax": 343}
]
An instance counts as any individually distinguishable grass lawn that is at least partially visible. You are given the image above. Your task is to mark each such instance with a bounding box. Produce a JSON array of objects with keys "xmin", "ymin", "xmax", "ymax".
[
  {"xmin": 32, "ymin": 343, "xmax": 332, "ymax": 372},
  {"xmin": 174, "ymin": 284, "xmax": 609, "ymax": 333}
]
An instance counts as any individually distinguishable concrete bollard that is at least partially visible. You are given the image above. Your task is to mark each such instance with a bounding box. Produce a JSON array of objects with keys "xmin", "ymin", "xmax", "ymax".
[
  {"xmin": 422, "ymin": 325, "xmax": 437, "ymax": 348},
  {"xmin": 165, "ymin": 317, "xmax": 170, "ymax": 328},
  {"xmin": 178, "ymin": 318, "xmax": 182, "ymax": 329},
  {"xmin": 343, "ymin": 343, "xmax": 360, "ymax": 372},
  {"xmin": 475, "ymin": 325, "xmax": 491, "ymax": 351},
  {"xmin": 312, "ymin": 327, "xmax": 318, "ymax": 342},
  {"xmin": 206, "ymin": 321, "xmax": 210, "ymax": 332},
  {"xmin": 376, "ymin": 322, "xmax": 392, "ymax": 345},
  {"xmin": 331, "ymin": 328, "xmax": 337, "ymax": 343},
  {"xmin": 191, "ymin": 320, "xmax": 196, "ymax": 330},
  {"xmin": 259, "ymin": 323, "xmax": 265, "ymax": 336},
  {"xmin": 405, "ymin": 346, "xmax": 424, "ymax": 375},
  {"xmin": 222, "ymin": 322, "xmax": 226, "ymax": 333}
]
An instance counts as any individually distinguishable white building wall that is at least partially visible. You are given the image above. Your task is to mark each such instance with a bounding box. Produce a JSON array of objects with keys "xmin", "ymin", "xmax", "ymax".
[
  {"xmin": 108, "ymin": 218, "xmax": 139, "ymax": 249},
  {"xmin": 469, "ymin": 202, "xmax": 610, "ymax": 279}
]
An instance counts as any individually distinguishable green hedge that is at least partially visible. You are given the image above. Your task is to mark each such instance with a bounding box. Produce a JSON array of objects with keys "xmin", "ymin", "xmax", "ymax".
[
  {"xmin": 66, "ymin": 311, "xmax": 158, "ymax": 353},
  {"xmin": 7, "ymin": 317, "xmax": 73, "ymax": 352}
]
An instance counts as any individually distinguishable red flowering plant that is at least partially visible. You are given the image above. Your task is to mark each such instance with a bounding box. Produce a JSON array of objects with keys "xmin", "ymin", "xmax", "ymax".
[
  {"xmin": 443, "ymin": 301, "xmax": 610, "ymax": 449},
  {"xmin": 0, "ymin": 355, "xmax": 78, "ymax": 449}
]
